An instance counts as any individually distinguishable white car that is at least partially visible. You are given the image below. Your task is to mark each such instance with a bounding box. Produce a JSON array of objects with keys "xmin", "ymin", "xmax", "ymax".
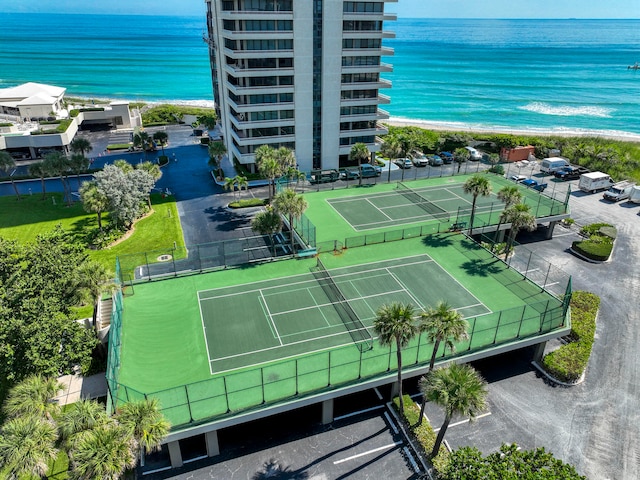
[
  {"xmin": 412, "ymin": 154, "xmax": 429, "ymax": 167},
  {"xmin": 395, "ymin": 158, "xmax": 413, "ymax": 169},
  {"xmin": 509, "ymin": 174, "xmax": 527, "ymax": 183}
]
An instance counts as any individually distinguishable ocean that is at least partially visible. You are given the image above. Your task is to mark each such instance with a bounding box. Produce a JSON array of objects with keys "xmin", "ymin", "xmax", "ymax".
[{"xmin": 0, "ymin": 13, "xmax": 639, "ymax": 137}]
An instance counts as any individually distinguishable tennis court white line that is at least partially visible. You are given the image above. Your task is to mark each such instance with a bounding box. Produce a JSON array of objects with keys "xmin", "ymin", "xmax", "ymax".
[
  {"xmin": 257, "ymin": 293, "xmax": 279, "ymax": 341},
  {"xmin": 198, "ymin": 293, "xmax": 217, "ymax": 376},
  {"xmin": 433, "ymin": 412, "xmax": 492, "ymax": 432},
  {"xmin": 262, "ymin": 272, "xmax": 391, "ymax": 299},
  {"xmin": 333, "ymin": 442, "xmax": 403, "ymax": 465},
  {"xmin": 366, "ymin": 197, "xmax": 394, "ymax": 221},
  {"xmin": 260, "ymin": 290, "xmax": 283, "ymax": 346},
  {"xmin": 386, "ymin": 269, "xmax": 426, "ymax": 311},
  {"xmin": 308, "ymin": 286, "xmax": 332, "ymax": 327}
]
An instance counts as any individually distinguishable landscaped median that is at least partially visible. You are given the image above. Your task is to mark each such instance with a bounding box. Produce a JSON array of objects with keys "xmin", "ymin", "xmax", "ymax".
[
  {"xmin": 571, "ymin": 223, "xmax": 616, "ymax": 262},
  {"xmin": 541, "ymin": 291, "xmax": 599, "ymax": 384}
]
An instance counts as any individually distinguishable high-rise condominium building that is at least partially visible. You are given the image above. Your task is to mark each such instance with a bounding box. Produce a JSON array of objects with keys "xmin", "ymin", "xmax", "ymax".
[{"xmin": 204, "ymin": 0, "xmax": 395, "ymax": 172}]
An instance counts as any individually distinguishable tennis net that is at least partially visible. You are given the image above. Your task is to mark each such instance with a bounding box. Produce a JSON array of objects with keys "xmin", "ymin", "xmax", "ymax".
[
  {"xmin": 397, "ymin": 182, "xmax": 450, "ymax": 222},
  {"xmin": 313, "ymin": 258, "xmax": 373, "ymax": 352}
]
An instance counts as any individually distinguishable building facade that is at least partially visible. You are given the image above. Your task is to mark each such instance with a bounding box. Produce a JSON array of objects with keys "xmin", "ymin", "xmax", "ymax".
[{"xmin": 204, "ymin": 0, "xmax": 395, "ymax": 172}]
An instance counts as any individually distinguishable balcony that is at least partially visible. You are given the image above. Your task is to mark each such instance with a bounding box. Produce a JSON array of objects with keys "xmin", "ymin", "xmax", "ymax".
[
  {"xmin": 222, "ymin": 30, "xmax": 293, "ymax": 41},
  {"xmin": 227, "ymin": 98, "xmax": 294, "ymax": 112},
  {"xmin": 224, "ymin": 63, "xmax": 294, "ymax": 77},
  {"xmin": 219, "ymin": 10, "xmax": 293, "ymax": 21},
  {"xmin": 229, "ymin": 114, "xmax": 294, "ymax": 130},
  {"xmin": 341, "ymin": 79, "xmax": 391, "ymax": 91},
  {"xmin": 223, "ymin": 47, "xmax": 294, "ymax": 60},
  {"xmin": 226, "ymin": 82, "xmax": 294, "ymax": 97},
  {"xmin": 230, "ymin": 128, "xmax": 295, "ymax": 147},
  {"xmin": 340, "ymin": 109, "xmax": 390, "ymax": 122},
  {"xmin": 338, "ymin": 124, "xmax": 388, "ymax": 139}
]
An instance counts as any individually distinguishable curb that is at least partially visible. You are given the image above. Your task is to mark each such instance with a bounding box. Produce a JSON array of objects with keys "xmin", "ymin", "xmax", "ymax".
[{"xmin": 531, "ymin": 361, "xmax": 585, "ymax": 386}]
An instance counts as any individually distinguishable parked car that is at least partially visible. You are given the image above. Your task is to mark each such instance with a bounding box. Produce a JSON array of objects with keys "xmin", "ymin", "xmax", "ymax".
[
  {"xmin": 429, "ymin": 155, "xmax": 443, "ymax": 166},
  {"xmin": 509, "ymin": 174, "xmax": 527, "ymax": 183},
  {"xmin": 412, "ymin": 154, "xmax": 429, "ymax": 167},
  {"xmin": 465, "ymin": 146, "xmax": 483, "ymax": 161},
  {"xmin": 394, "ymin": 158, "xmax": 413, "ymax": 169},
  {"xmin": 553, "ymin": 166, "xmax": 590, "ymax": 181},
  {"xmin": 340, "ymin": 168, "xmax": 360, "ymax": 180},
  {"xmin": 439, "ymin": 151, "xmax": 454, "ymax": 164},
  {"xmin": 360, "ymin": 164, "xmax": 381, "ymax": 178},
  {"xmin": 309, "ymin": 169, "xmax": 340, "ymax": 184},
  {"xmin": 521, "ymin": 178, "xmax": 548, "ymax": 192}
]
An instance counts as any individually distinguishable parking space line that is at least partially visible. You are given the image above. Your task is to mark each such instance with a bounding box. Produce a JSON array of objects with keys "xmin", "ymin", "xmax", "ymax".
[
  {"xmin": 374, "ymin": 387, "xmax": 383, "ymax": 400},
  {"xmin": 433, "ymin": 412, "xmax": 492, "ymax": 432},
  {"xmin": 334, "ymin": 405, "xmax": 384, "ymax": 421},
  {"xmin": 333, "ymin": 442, "xmax": 403, "ymax": 465}
]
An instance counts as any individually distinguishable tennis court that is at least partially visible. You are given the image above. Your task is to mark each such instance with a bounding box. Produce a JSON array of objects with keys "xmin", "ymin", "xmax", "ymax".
[{"xmin": 198, "ymin": 254, "xmax": 490, "ymax": 373}]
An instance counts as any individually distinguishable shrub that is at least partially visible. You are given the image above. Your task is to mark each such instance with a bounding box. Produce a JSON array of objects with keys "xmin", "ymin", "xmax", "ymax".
[
  {"xmin": 158, "ymin": 155, "xmax": 169, "ymax": 166},
  {"xmin": 229, "ymin": 198, "xmax": 268, "ymax": 208},
  {"xmin": 580, "ymin": 222, "xmax": 613, "ymax": 236},
  {"xmin": 571, "ymin": 239, "xmax": 613, "ymax": 262},
  {"xmin": 392, "ymin": 395, "xmax": 450, "ymax": 474},
  {"xmin": 542, "ymin": 291, "xmax": 599, "ymax": 383},
  {"xmin": 488, "ymin": 164, "xmax": 504, "ymax": 175},
  {"xmin": 107, "ymin": 143, "xmax": 131, "ymax": 151},
  {"xmin": 234, "ymin": 159, "xmax": 263, "ymax": 181}
]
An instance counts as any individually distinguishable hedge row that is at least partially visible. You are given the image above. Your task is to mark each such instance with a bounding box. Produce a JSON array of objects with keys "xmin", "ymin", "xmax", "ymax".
[
  {"xmin": 572, "ymin": 223, "xmax": 616, "ymax": 262},
  {"xmin": 542, "ymin": 291, "xmax": 599, "ymax": 383},
  {"xmin": 393, "ymin": 395, "xmax": 450, "ymax": 474},
  {"xmin": 228, "ymin": 198, "xmax": 267, "ymax": 208}
]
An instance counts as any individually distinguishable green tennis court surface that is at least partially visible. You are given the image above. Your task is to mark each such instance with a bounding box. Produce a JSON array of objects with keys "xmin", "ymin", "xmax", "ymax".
[
  {"xmin": 114, "ymin": 234, "xmax": 568, "ymax": 428},
  {"xmin": 304, "ymin": 174, "xmax": 568, "ymax": 244},
  {"xmin": 198, "ymin": 254, "xmax": 490, "ymax": 372}
]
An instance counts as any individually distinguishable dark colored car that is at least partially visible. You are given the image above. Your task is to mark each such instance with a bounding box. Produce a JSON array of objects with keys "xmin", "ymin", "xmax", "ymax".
[
  {"xmin": 439, "ymin": 151, "xmax": 454, "ymax": 164},
  {"xmin": 429, "ymin": 155, "xmax": 443, "ymax": 166},
  {"xmin": 554, "ymin": 166, "xmax": 590, "ymax": 181},
  {"xmin": 521, "ymin": 178, "xmax": 548, "ymax": 192}
]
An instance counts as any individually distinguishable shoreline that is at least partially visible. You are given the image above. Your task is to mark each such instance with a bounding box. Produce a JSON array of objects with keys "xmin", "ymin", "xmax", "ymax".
[{"xmin": 69, "ymin": 95, "xmax": 640, "ymax": 143}]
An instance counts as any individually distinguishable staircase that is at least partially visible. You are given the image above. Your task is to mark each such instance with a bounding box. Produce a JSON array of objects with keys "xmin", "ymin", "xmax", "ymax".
[{"xmin": 96, "ymin": 297, "xmax": 113, "ymax": 343}]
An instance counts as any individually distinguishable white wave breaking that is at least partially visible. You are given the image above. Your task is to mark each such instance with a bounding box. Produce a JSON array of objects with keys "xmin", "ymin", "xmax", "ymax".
[{"xmin": 519, "ymin": 102, "xmax": 613, "ymax": 118}]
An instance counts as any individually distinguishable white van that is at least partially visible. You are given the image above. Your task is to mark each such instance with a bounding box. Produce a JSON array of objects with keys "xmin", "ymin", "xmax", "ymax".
[
  {"xmin": 465, "ymin": 146, "xmax": 482, "ymax": 161},
  {"xmin": 540, "ymin": 157, "xmax": 570, "ymax": 174}
]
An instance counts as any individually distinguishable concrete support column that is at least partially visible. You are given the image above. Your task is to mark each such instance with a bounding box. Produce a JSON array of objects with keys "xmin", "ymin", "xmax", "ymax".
[
  {"xmin": 322, "ymin": 398, "xmax": 334, "ymax": 425},
  {"xmin": 205, "ymin": 430, "xmax": 220, "ymax": 457},
  {"xmin": 168, "ymin": 441, "xmax": 183, "ymax": 469},
  {"xmin": 495, "ymin": 228, "xmax": 505, "ymax": 243},
  {"xmin": 546, "ymin": 221, "xmax": 558, "ymax": 239},
  {"xmin": 390, "ymin": 381, "xmax": 399, "ymax": 402},
  {"xmin": 532, "ymin": 341, "xmax": 547, "ymax": 363}
]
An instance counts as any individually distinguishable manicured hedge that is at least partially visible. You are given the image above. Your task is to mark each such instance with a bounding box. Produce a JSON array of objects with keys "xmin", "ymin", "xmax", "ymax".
[
  {"xmin": 229, "ymin": 198, "xmax": 268, "ymax": 208},
  {"xmin": 542, "ymin": 291, "xmax": 599, "ymax": 383},
  {"xmin": 571, "ymin": 239, "xmax": 613, "ymax": 262},
  {"xmin": 107, "ymin": 143, "xmax": 131, "ymax": 151},
  {"xmin": 393, "ymin": 395, "xmax": 450, "ymax": 474}
]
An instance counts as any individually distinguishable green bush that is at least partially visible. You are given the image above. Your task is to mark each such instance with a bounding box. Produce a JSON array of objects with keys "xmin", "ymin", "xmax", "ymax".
[
  {"xmin": 234, "ymin": 160, "xmax": 263, "ymax": 181},
  {"xmin": 392, "ymin": 395, "xmax": 450, "ymax": 474},
  {"xmin": 229, "ymin": 198, "xmax": 268, "ymax": 208},
  {"xmin": 488, "ymin": 164, "xmax": 505, "ymax": 175},
  {"xmin": 0, "ymin": 122, "xmax": 12, "ymax": 127},
  {"xmin": 542, "ymin": 291, "xmax": 599, "ymax": 383},
  {"xmin": 107, "ymin": 143, "xmax": 131, "ymax": 151},
  {"xmin": 571, "ymin": 239, "xmax": 613, "ymax": 262},
  {"xmin": 70, "ymin": 109, "xmax": 79, "ymax": 117},
  {"xmin": 580, "ymin": 222, "xmax": 613, "ymax": 236},
  {"xmin": 158, "ymin": 155, "xmax": 169, "ymax": 166},
  {"xmin": 78, "ymin": 107, "xmax": 105, "ymax": 112}
]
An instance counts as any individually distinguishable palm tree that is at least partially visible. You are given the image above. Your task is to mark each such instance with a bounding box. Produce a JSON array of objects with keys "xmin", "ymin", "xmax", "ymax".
[
  {"xmin": 273, "ymin": 188, "xmax": 308, "ymax": 254},
  {"xmin": 373, "ymin": 302, "xmax": 418, "ymax": 413},
  {"xmin": 116, "ymin": 398, "xmax": 170, "ymax": 464},
  {"xmin": 58, "ymin": 399, "xmax": 109, "ymax": 447},
  {"xmin": 255, "ymin": 145, "xmax": 279, "ymax": 201},
  {"xmin": 274, "ymin": 146, "xmax": 296, "ymax": 172},
  {"xmin": 137, "ymin": 161, "xmax": 163, "ymax": 208},
  {"xmin": 0, "ymin": 151, "xmax": 21, "ymax": 200},
  {"xmin": 453, "ymin": 147, "xmax": 470, "ymax": 173},
  {"xmin": 28, "ymin": 161, "xmax": 50, "ymax": 200},
  {"xmin": 70, "ymin": 136, "xmax": 93, "ymax": 158},
  {"xmin": 69, "ymin": 422, "xmax": 137, "ymax": 480},
  {"xmin": 45, "ymin": 152, "xmax": 72, "ymax": 205},
  {"xmin": 0, "ymin": 415, "xmax": 59, "ymax": 479},
  {"xmin": 349, "ymin": 143, "xmax": 370, "ymax": 187},
  {"xmin": 80, "ymin": 181, "xmax": 109, "ymax": 232},
  {"xmin": 420, "ymin": 363, "xmax": 488, "ymax": 458},
  {"xmin": 492, "ymin": 186, "xmax": 523, "ymax": 250},
  {"xmin": 208, "ymin": 140, "xmax": 227, "ymax": 180},
  {"xmin": 69, "ymin": 153, "xmax": 90, "ymax": 183},
  {"xmin": 382, "ymin": 136, "xmax": 403, "ymax": 183},
  {"xmin": 152, "ymin": 131, "xmax": 169, "ymax": 156},
  {"xmin": 251, "ymin": 207, "xmax": 283, "ymax": 257},
  {"xmin": 224, "ymin": 175, "xmax": 248, "ymax": 200},
  {"xmin": 502, "ymin": 203, "xmax": 537, "ymax": 258},
  {"xmin": 74, "ymin": 260, "xmax": 111, "ymax": 331},
  {"xmin": 133, "ymin": 130, "xmax": 151, "ymax": 159},
  {"xmin": 462, "ymin": 174, "xmax": 492, "ymax": 234},
  {"xmin": 2, "ymin": 375, "xmax": 63, "ymax": 420},
  {"xmin": 421, "ymin": 301, "xmax": 469, "ymax": 374}
]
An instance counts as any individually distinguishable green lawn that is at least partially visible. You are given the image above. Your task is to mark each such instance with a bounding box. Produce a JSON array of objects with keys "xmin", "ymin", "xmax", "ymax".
[{"xmin": 0, "ymin": 192, "xmax": 184, "ymax": 274}]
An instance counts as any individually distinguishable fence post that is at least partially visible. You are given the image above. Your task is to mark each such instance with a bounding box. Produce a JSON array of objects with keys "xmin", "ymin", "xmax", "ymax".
[
  {"xmin": 295, "ymin": 359, "xmax": 299, "ymax": 394},
  {"xmin": 327, "ymin": 351, "xmax": 331, "ymax": 386},
  {"xmin": 223, "ymin": 377, "xmax": 230, "ymax": 413},
  {"xmin": 467, "ymin": 318, "xmax": 477, "ymax": 351},
  {"xmin": 358, "ymin": 349, "xmax": 363, "ymax": 379},
  {"xmin": 184, "ymin": 385, "xmax": 193, "ymax": 423},
  {"xmin": 492, "ymin": 311, "xmax": 503, "ymax": 344},
  {"xmin": 261, "ymin": 368, "xmax": 265, "ymax": 404},
  {"xmin": 144, "ymin": 252, "xmax": 150, "ymax": 281}
]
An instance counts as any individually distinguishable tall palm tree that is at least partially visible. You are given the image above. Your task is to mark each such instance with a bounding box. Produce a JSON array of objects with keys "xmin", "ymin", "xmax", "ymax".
[
  {"xmin": 208, "ymin": 140, "xmax": 227, "ymax": 180},
  {"xmin": 421, "ymin": 301, "xmax": 469, "ymax": 373},
  {"xmin": 79, "ymin": 181, "xmax": 109, "ymax": 232},
  {"xmin": 70, "ymin": 136, "xmax": 93, "ymax": 158},
  {"xmin": 74, "ymin": 260, "xmax": 112, "ymax": 331},
  {"xmin": 2, "ymin": 375, "xmax": 63, "ymax": 420},
  {"xmin": 251, "ymin": 207, "xmax": 283, "ymax": 257},
  {"xmin": 45, "ymin": 152, "xmax": 72, "ymax": 206},
  {"xmin": 133, "ymin": 131, "xmax": 151, "ymax": 160},
  {"xmin": 462, "ymin": 174, "xmax": 492, "ymax": 234},
  {"xmin": 137, "ymin": 161, "xmax": 163, "ymax": 208},
  {"xmin": 349, "ymin": 143, "xmax": 370, "ymax": 187},
  {"xmin": 492, "ymin": 186, "xmax": 523, "ymax": 250},
  {"xmin": 116, "ymin": 398, "xmax": 170, "ymax": 464},
  {"xmin": 69, "ymin": 422, "xmax": 137, "ymax": 480},
  {"xmin": 0, "ymin": 415, "xmax": 59, "ymax": 479},
  {"xmin": 373, "ymin": 302, "xmax": 418, "ymax": 413},
  {"xmin": 0, "ymin": 151, "xmax": 21, "ymax": 200},
  {"xmin": 453, "ymin": 147, "xmax": 470, "ymax": 173},
  {"xmin": 28, "ymin": 161, "xmax": 50, "ymax": 200},
  {"xmin": 382, "ymin": 136, "xmax": 403, "ymax": 183},
  {"xmin": 225, "ymin": 175, "xmax": 248, "ymax": 200},
  {"xmin": 152, "ymin": 131, "xmax": 169, "ymax": 156},
  {"xmin": 69, "ymin": 153, "xmax": 90, "ymax": 183},
  {"xmin": 58, "ymin": 398, "xmax": 109, "ymax": 447},
  {"xmin": 274, "ymin": 146, "xmax": 296, "ymax": 172},
  {"xmin": 502, "ymin": 203, "xmax": 537, "ymax": 258},
  {"xmin": 420, "ymin": 363, "xmax": 488, "ymax": 458},
  {"xmin": 255, "ymin": 145, "xmax": 279, "ymax": 201},
  {"xmin": 273, "ymin": 188, "xmax": 308, "ymax": 254}
]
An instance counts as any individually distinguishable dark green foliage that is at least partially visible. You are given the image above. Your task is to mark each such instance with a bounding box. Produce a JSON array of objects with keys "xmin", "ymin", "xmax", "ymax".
[
  {"xmin": 572, "ymin": 222, "xmax": 616, "ymax": 261},
  {"xmin": 233, "ymin": 159, "xmax": 263, "ymax": 180},
  {"xmin": 31, "ymin": 120, "xmax": 73, "ymax": 135},
  {"xmin": 441, "ymin": 444, "xmax": 586, "ymax": 479},
  {"xmin": 385, "ymin": 125, "xmax": 440, "ymax": 153},
  {"xmin": 488, "ymin": 164, "xmax": 505, "ymax": 175},
  {"xmin": 142, "ymin": 104, "xmax": 216, "ymax": 126},
  {"xmin": 158, "ymin": 155, "xmax": 169, "ymax": 166},
  {"xmin": 542, "ymin": 291, "xmax": 599, "ymax": 383},
  {"xmin": 0, "ymin": 229, "xmax": 100, "ymax": 393},
  {"xmin": 229, "ymin": 198, "xmax": 268, "ymax": 208}
]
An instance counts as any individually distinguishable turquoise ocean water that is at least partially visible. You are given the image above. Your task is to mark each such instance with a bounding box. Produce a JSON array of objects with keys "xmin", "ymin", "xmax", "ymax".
[{"xmin": 1, "ymin": 14, "xmax": 639, "ymax": 136}]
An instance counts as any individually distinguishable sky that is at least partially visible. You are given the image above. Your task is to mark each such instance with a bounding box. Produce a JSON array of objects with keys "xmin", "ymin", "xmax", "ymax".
[{"xmin": 3, "ymin": 0, "xmax": 639, "ymax": 18}]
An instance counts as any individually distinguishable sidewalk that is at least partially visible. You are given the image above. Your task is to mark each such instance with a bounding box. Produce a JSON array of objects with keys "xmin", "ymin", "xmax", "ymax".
[{"xmin": 53, "ymin": 372, "xmax": 108, "ymax": 406}]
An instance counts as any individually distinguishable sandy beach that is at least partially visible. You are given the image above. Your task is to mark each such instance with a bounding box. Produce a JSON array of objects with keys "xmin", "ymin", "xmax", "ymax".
[{"xmin": 384, "ymin": 117, "xmax": 640, "ymax": 143}]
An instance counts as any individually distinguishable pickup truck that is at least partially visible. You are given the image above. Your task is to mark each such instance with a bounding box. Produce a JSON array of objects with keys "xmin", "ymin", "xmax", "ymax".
[
  {"xmin": 521, "ymin": 178, "xmax": 548, "ymax": 192},
  {"xmin": 554, "ymin": 166, "xmax": 590, "ymax": 181}
]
